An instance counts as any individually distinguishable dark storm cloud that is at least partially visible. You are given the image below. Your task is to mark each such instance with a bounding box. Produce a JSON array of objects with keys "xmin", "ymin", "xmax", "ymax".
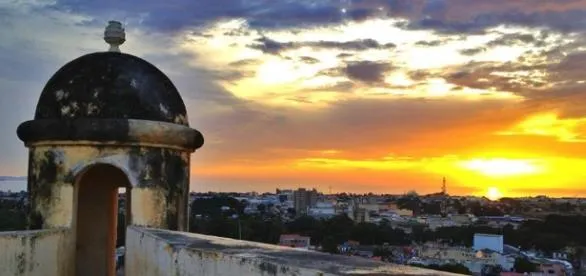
[
  {"xmin": 319, "ymin": 67, "xmax": 343, "ymax": 78},
  {"xmin": 408, "ymin": 70, "xmax": 435, "ymax": 81},
  {"xmin": 43, "ymin": 0, "xmax": 586, "ymax": 38},
  {"xmin": 405, "ymin": 7, "xmax": 586, "ymax": 34},
  {"xmin": 211, "ymin": 70, "xmax": 256, "ymax": 83},
  {"xmin": 249, "ymin": 37, "xmax": 395, "ymax": 55},
  {"xmin": 516, "ymin": 51, "xmax": 586, "ymax": 119},
  {"xmin": 228, "ymin": 59, "xmax": 262, "ymax": 67},
  {"xmin": 443, "ymin": 61, "xmax": 547, "ymax": 94},
  {"xmin": 316, "ymin": 61, "xmax": 393, "ymax": 84},
  {"xmin": 45, "ymin": 0, "xmax": 586, "ymax": 36},
  {"xmin": 459, "ymin": 48, "xmax": 486, "ymax": 56},
  {"xmin": 459, "ymin": 32, "xmax": 550, "ymax": 56},
  {"xmin": 433, "ymin": 48, "xmax": 586, "ymax": 119},
  {"xmin": 8, "ymin": 0, "xmax": 586, "ymax": 175},
  {"xmin": 549, "ymin": 51, "xmax": 586, "ymax": 82},
  {"xmin": 486, "ymin": 33, "xmax": 546, "ymax": 47},
  {"xmin": 313, "ymin": 39, "xmax": 395, "ymax": 51},
  {"xmin": 340, "ymin": 0, "xmax": 586, "ymax": 34},
  {"xmin": 250, "ymin": 37, "xmax": 295, "ymax": 54},
  {"xmin": 223, "ymin": 29, "xmax": 252, "ymax": 37},
  {"xmin": 345, "ymin": 61, "xmax": 392, "ymax": 83},
  {"xmin": 415, "ymin": 40, "xmax": 445, "ymax": 47},
  {"xmin": 306, "ymin": 81, "xmax": 356, "ymax": 93},
  {"xmin": 407, "ymin": 18, "xmax": 490, "ymax": 34},
  {"xmin": 48, "ymin": 0, "xmax": 386, "ymax": 32},
  {"xmin": 299, "ymin": 56, "xmax": 320, "ymax": 64}
]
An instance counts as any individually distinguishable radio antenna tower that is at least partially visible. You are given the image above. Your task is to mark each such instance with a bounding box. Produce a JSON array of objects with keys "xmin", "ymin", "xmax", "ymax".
[{"xmin": 440, "ymin": 177, "xmax": 448, "ymax": 216}]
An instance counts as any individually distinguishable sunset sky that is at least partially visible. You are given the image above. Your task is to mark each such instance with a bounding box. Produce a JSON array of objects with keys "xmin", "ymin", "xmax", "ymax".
[{"xmin": 2, "ymin": 0, "xmax": 586, "ymax": 197}]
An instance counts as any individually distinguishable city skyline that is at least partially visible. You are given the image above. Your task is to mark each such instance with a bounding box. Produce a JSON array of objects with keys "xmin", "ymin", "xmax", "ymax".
[{"xmin": 3, "ymin": 1, "xmax": 586, "ymax": 197}]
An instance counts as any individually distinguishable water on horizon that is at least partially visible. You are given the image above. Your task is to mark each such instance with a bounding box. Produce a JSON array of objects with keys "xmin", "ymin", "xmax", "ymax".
[{"xmin": 0, "ymin": 180, "xmax": 26, "ymax": 192}]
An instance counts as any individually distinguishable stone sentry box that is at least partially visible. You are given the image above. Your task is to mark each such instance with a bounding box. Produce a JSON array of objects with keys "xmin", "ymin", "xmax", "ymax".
[{"xmin": 15, "ymin": 21, "xmax": 204, "ymax": 276}]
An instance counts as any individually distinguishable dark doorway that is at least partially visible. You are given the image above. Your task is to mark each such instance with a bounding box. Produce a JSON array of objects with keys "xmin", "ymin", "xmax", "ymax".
[{"xmin": 73, "ymin": 164, "xmax": 130, "ymax": 276}]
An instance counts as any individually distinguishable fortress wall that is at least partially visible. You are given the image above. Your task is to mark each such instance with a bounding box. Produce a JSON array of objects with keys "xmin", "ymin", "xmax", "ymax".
[
  {"xmin": 0, "ymin": 228, "xmax": 72, "ymax": 276},
  {"xmin": 125, "ymin": 226, "xmax": 460, "ymax": 276}
]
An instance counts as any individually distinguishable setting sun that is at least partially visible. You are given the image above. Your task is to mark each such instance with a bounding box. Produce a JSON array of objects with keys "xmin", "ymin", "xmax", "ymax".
[
  {"xmin": 460, "ymin": 158, "xmax": 540, "ymax": 177},
  {"xmin": 486, "ymin": 187, "xmax": 503, "ymax": 201}
]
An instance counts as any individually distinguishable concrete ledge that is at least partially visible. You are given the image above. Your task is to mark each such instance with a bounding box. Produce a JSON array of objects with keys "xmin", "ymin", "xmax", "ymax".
[
  {"xmin": 126, "ymin": 226, "xmax": 461, "ymax": 276},
  {"xmin": 0, "ymin": 228, "xmax": 72, "ymax": 276},
  {"xmin": 17, "ymin": 118, "xmax": 204, "ymax": 151}
]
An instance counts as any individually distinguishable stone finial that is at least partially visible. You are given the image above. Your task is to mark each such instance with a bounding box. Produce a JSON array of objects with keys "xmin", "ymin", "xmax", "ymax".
[{"xmin": 104, "ymin": 20, "xmax": 126, "ymax": 52}]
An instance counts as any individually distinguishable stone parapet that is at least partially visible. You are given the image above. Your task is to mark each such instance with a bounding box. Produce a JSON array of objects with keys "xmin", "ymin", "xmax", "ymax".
[
  {"xmin": 0, "ymin": 228, "xmax": 73, "ymax": 276},
  {"xmin": 126, "ymin": 226, "xmax": 461, "ymax": 276}
]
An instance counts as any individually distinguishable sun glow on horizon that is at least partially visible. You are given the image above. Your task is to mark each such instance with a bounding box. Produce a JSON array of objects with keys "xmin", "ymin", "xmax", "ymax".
[
  {"xmin": 499, "ymin": 112, "xmax": 586, "ymax": 142},
  {"xmin": 459, "ymin": 158, "xmax": 540, "ymax": 177},
  {"xmin": 486, "ymin": 187, "xmax": 503, "ymax": 200},
  {"xmin": 155, "ymin": 17, "xmax": 584, "ymax": 196},
  {"xmin": 190, "ymin": 153, "xmax": 586, "ymax": 196}
]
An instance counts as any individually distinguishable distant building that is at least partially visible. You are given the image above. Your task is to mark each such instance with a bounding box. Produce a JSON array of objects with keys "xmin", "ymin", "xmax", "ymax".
[
  {"xmin": 382, "ymin": 203, "xmax": 413, "ymax": 217},
  {"xmin": 352, "ymin": 207, "xmax": 370, "ymax": 223},
  {"xmin": 417, "ymin": 245, "xmax": 514, "ymax": 274},
  {"xmin": 473, "ymin": 233, "xmax": 504, "ymax": 254},
  {"xmin": 538, "ymin": 262, "xmax": 568, "ymax": 276},
  {"xmin": 279, "ymin": 234, "xmax": 311, "ymax": 249},
  {"xmin": 308, "ymin": 201, "xmax": 336, "ymax": 219},
  {"xmin": 293, "ymin": 188, "xmax": 318, "ymax": 215},
  {"xmin": 276, "ymin": 189, "xmax": 293, "ymax": 194}
]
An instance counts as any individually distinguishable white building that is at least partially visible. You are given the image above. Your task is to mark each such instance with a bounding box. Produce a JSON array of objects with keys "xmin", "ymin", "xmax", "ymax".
[{"xmin": 473, "ymin": 233, "xmax": 504, "ymax": 254}]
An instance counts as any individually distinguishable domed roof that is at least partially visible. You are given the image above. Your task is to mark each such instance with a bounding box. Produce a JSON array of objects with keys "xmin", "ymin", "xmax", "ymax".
[{"xmin": 34, "ymin": 51, "xmax": 189, "ymax": 126}]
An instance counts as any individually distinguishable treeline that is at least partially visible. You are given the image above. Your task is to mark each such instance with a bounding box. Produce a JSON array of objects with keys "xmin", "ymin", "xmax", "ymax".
[
  {"xmin": 187, "ymin": 197, "xmax": 586, "ymax": 256},
  {"xmin": 413, "ymin": 263, "xmax": 472, "ymax": 275},
  {"xmin": 0, "ymin": 199, "xmax": 26, "ymax": 230},
  {"xmin": 187, "ymin": 196, "xmax": 409, "ymax": 252},
  {"xmin": 411, "ymin": 215, "xmax": 586, "ymax": 254},
  {"xmin": 1, "ymin": 196, "xmax": 586, "ymax": 257}
]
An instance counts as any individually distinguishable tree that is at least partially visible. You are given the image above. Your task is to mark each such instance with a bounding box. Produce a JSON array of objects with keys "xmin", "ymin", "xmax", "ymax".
[
  {"xmin": 286, "ymin": 208, "xmax": 296, "ymax": 217},
  {"xmin": 190, "ymin": 196, "xmax": 245, "ymax": 217},
  {"xmin": 422, "ymin": 202, "xmax": 442, "ymax": 215},
  {"xmin": 285, "ymin": 215, "xmax": 323, "ymax": 244},
  {"xmin": 321, "ymin": 235, "xmax": 338, "ymax": 254},
  {"xmin": 324, "ymin": 214, "xmax": 354, "ymax": 244},
  {"xmin": 439, "ymin": 264, "xmax": 472, "ymax": 275},
  {"xmin": 397, "ymin": 196, "xmax": 421, "ymax": 213},
  {"xmin": 514, "ymin": 257, "xmax": 538, "ymax": 273},
  {"xmin": 481, "ymin": 265, "xmax": 503, "ymax": 276},
  {"xmin": 372, "ymin": 246, "xmax": 393, "ymax": 260},
  {"xmin": 0, "ymin": 200, "xmax": 26, "ymax": 231},
  {"xmin": 416, "ymin": 264, "xmax": 471, "ymax": 275}
]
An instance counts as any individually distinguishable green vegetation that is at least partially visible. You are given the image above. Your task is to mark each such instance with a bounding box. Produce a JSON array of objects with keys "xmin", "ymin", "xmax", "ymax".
[
  {"xmin": 188, "ymin": 196, "xmax": 409, "ymax": 247},
  {"xmin": 0, "ymin": 195, "xmax": 585, "ymax": 262},
  {"xmin": 185, "ymin": 196, "xmax": 586, "ymax": 257},
  {"xmin": 0, "ymin": 198, "xmax": 26, "ymax": 230},
  {"xmin": 513, "ymin": 257, "xmax": 539, "ymax": 273},
  {"xmin": 413, "ymin": 263, "xmax": 472, "ymax": 275}
]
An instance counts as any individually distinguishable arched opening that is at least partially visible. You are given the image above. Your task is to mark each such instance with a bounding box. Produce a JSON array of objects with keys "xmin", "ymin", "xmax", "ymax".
[{"xmin": 73, "ymin": 164, "xmax": 131, "ymax": 276}]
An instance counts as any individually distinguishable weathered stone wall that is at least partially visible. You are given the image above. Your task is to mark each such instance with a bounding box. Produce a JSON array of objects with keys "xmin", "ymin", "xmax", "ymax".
[
  {"xmin": 126, "ymin": 226, "xmax": 461, "ymax": 276},
  {"xmin": 25, "ymin": 144, "xmax": 190, "ymax": 230},
  {"xmin": 0, "ymin": 228, "xmax": 73, "ymax": 276}
]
